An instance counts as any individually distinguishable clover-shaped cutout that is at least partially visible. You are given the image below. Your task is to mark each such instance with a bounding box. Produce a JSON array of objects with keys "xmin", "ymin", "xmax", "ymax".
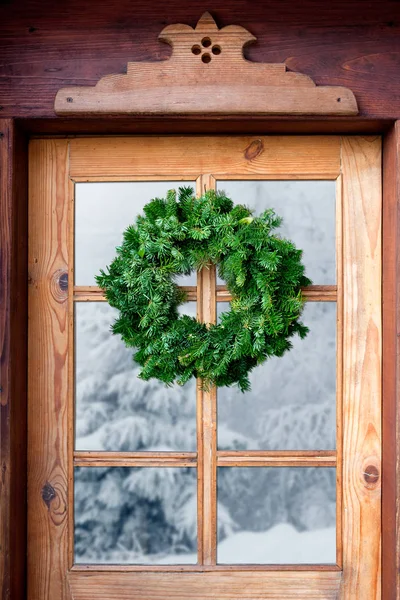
[{"xmin": 191, "ymin": 37, "xmax": 221, "ymax": 63}]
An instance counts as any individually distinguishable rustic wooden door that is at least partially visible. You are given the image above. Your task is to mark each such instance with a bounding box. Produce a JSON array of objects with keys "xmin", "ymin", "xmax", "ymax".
[{"xmin": 28, "ymin": 136, "xmax": 381, "ymax": 599}]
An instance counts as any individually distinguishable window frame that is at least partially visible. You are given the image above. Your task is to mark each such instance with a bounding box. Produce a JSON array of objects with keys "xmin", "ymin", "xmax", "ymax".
[{"xmin": 26, "ymin": 135, "xmax": 382, "ymax": 599}]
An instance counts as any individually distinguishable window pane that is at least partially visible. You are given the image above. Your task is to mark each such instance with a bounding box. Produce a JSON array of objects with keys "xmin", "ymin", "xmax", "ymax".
[
  {"xmin": 217, "ymin": 302, "xmax": 336, "ymax": 450},
  {"xmin": 75, "ymin": 302, "xmax": 197, "ymax": 451},
  {"xmin": 74, "ymin": 467, "xmax": 197, "ymax": 564},
  {"xmin": 216, "ymin": 180, "xmax": 336, "ymax": 285},
  {"xmin": 217, "ymin": 467, "xmax": 336, "ymax": 564},
  {"xmin": 75, "ymin": 181, "xmax": 197, "ymax": 286}
]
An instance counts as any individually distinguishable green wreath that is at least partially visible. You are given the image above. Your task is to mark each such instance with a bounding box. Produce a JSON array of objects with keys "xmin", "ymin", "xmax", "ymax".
[{"xmin": 96, "ymin": 187, "xmax": 311, "ymax": 392}]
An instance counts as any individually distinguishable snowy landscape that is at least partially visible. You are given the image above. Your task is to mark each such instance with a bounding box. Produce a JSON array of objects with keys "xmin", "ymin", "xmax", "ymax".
[{"xmin": 74, "ymin": 180, "xmax": 337, "ymax": 564}]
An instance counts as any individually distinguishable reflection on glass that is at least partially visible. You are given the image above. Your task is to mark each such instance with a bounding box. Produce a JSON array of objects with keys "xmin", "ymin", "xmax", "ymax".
[
  {"xmin": 217, "ymin": 302, "xmax": 336, "ymax": 450},
  {"xmin": 216, "ymin": 180, "xmax": 336, "ymax": 285},
  {"xmin": 74, "ymin": 467, "xmax": 197, "ymax": 564},
  {"xmin": 217, "ymin": 467, "xmax": 336, "ymax": 564},
  {"xmin": 75, "ymin": 181, "xmax": 197, "ymax": 286},
  {"xmin": 75, "ymin": 302, "xmax": 197, "ymax": 451}
]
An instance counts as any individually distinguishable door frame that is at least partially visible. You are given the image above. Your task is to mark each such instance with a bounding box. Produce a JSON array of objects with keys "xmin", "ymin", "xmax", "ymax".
[{"xmin": 1, "ymin": 117, "xmax": 399, "ymax": 599}]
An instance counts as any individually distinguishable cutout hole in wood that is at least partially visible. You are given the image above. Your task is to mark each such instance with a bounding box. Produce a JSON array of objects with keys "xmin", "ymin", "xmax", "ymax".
[{"xmin": 201, "ymin": 37, "xmax": 212, "ymax": 47}]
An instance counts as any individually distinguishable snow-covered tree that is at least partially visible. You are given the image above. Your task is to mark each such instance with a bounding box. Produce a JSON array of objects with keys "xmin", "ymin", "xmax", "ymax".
[{"xmin": 75, "ymin": 301, "xmax": 336, "ymax": 563}]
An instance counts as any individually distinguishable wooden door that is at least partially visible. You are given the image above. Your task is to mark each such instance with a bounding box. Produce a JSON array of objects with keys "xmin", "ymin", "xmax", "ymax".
[{"xmin": 28, "ymin": 136, "xmax": 381, "ymax": 599}]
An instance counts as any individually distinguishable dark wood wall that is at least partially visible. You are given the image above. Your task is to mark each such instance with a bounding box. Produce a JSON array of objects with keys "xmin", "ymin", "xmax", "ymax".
[{"xmin": 1, "ymin": 0, "xmax": 400, "ymax": 120}]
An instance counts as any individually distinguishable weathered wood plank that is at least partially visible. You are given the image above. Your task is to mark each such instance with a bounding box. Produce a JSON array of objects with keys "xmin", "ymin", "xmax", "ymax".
[
  {"xmin": 28, "ymin": 139, "xmax": 70, "ymax": 600},
  {"xmin": 67, "ymin": 570, "xmax": 342, "ymax": 599},
  {"xmin": 340, "ymin": 136, "xmax": 382, "ymax": 599},
  {"xmin": 382, "ymin": 122, "xmax": 400, "ymax": 599},
  {"xmin": 55, "ymin": 14, "xmax": 357, "ymax": 118},
  {"xmin": 69, "ymin": 136, "xmax": 341, "ymax": 178},
  {"xmin": 0, "ymin": 120, "xmax": 28, "ymax": 600},
  {"xmin": 1, "ymin": 1, "xmax": 400, "ymax": 118}
]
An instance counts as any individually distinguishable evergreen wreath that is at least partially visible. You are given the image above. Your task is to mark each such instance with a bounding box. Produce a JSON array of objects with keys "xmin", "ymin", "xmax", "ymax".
[{"xmin": 96, "ymin": 186, "xmax": 311, "ymax": 392}]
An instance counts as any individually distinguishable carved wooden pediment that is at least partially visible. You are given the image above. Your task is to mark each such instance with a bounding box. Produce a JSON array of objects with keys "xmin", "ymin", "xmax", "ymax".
[{"xmin": 54, "ymin": 12, "xmax": 358, "ymax": 116}]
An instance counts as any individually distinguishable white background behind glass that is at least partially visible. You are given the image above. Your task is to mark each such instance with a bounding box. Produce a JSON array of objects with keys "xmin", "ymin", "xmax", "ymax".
[{"xmin": 75, "ymin": 181, "xmax": 196, "ymax": 286}]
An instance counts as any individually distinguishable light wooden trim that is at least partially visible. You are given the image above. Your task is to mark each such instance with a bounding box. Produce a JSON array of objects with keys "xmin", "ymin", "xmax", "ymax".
[
  {"xmin": 74, "ymin": 452, "xmax": 197, "ymax": 468},
  {"xmin": 69, "ymin": 136, "xmax": 341, "ymax": 178},
  {"xmin": 335, "ymin": 175, "xmax": 344, "ymax": 568},
  {"xmin": 72, "ymin": 173, "xmax": 341, "ymax": 182},
  {"xmin": 71, "ymin": 564, "xmax": 341, "ymax": 573},
  {"xmin": 340, "ymin": 136, "xmax": 382, "ymax": 599},
  {"xmin": 74, "ymin": 459, "xmax": 197, "ymax": 468},
  {"xmin": 195, "ymin": 176, "xmax": 204, "ymax": 565},
  {"xmin": 73, "ymin": 285, "xmax": 198, "ymax": 302},
  {"xmin": 197, "ymin": 175, "xmax": 217, "ymax": 566},
  {"xmin": 217, "ymin": 451, "xmax": 336, "ymax": 468},
  {"xmin": 71, "ymin": 175, "xmax": 197, "ymax": 183},
  {"xmin": 67, "ymin": 570, "xmax": 342, "ymax": 599},
  {"xmin": 55, "ymin": 12, "xmax": 357, "ymax": 117},
  {"xmin": 68, "ymin": 177, "xmax": 75, "ymax": 570},
  {"xmin": 216, "ymin": 285, "xmax": 337, "ymax": 303},
  {"xmin": 73, "ymin": 285, "xmax": 337, "ymax": 303},
  {"xmin": 74, "ymin": 452, "xmax": 197, "ymax": 459},
  {"xmin": 28, "ymin": 139, "xmax": 70, "ymax": 600}
]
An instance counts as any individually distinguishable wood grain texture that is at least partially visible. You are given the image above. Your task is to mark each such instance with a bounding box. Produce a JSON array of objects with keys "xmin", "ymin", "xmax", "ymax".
[
  {"xmin": 69, "ymin": 136, "xmax": 341, "ymax": 178},
  {"xmin": 382, "ymin": 122, "xmax": 400, "ymax": 599},
  {"xmin": 335, "ymin": 174, "xmax": 343, "ymax": 569},
  {"xmin": 67, "ymin": 571, "xmax": 342, "ymax": 599},
  {"xmin": 71, "ymin": 564, "xmax": 341, "ymax": 572},
  {"xmin": 0, "ymin": 119, "xmax": 28, "ymax": 600},
  {"xmin": 28, "ymin": 139, "xmax": 70, "ymax": 600},
  {"xmin": 54, "ymin": 12, "xmax": 357, "ymax": 117},
  {"xmin": 74, "ymin": 452, "xmax": 197, "ymax": 467},
  {"xmin": 74, "ymin": 285, "xmax": 337, "ymax": 303},
  {"xmin": 196, "ymin": 175, "xmax": 217, "ymax": 566},
  {"xmin": 340, "ymin": 137, "xmax": 382, "ymax": 599},
  {"xmin": 27, "ymin": 135, "xmax": 383, "ymax": 597},
  {"xmin": 1, "ymin": 1, "xmax": 400, "ymax": 119},
  {"xmin": 217, "ymin": 451, "xmax": 336, "ymax": 467}
]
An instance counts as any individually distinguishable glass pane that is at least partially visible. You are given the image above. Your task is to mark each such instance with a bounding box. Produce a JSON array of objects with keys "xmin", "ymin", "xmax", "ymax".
[
  {"xmin": 75, "ymin": 302, "xmax": 197, "ymax": 451},
  {"xmin": 74, "ymin": 467, "xmax": 197, "ymax": 564},
  {"xmin": 75, "ymin": 181, "xmax": 197, "ymax": 286},
  {"xmin": 216, "ymin": 180, "xmax": 336, "ymax": 285},
  {"xmin": 217, "ymin": 467, "xmax": 336, "ymax": 564},
  {"xmin": 217, "ymin": 302, "xmax": 336, "ymax": 450}
]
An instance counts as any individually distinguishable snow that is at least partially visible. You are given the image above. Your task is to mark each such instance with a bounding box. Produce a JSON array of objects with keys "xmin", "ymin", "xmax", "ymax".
[
  {"xmin": 217, "ymin": 524, "xmax": 336, "ymax": 564},
  {"xmin": 79, "ymin": 524, "xmax": 335, "ymax": 565},
  {"xmin": 73, "ymin": 181, "xmax": 338, "ymax": 564}
]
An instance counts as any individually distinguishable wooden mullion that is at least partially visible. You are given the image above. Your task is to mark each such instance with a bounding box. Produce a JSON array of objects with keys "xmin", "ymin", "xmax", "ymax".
[
  {"xmin": 74, "ymin": 460, "xmax": 197, "ymax": 468},
  {"xmin": 216, "ymin": 285, "xmax": 337, "ymax": 303},
  {"xmin": 73, "ymin": 285, "xmax": 197, "ymax": 302},
  {"xmin": 197, "ymin": 174, "xmax": 217, "ymax": 566},
  {"xmin": 217, "ymin": 450, "xmax": 336, "ymax": 468},
  {"xmin": 73, "ymin": 284, "xmax": 337, "ymax": 303},
  {"xmin": 74, "ymin": 451, "xmax": 197, "ymax": 467}
]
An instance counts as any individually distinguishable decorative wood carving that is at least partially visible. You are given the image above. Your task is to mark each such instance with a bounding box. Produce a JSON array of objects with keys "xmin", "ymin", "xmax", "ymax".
[{"xmin": 54, "ymin": 12, "xmax": 358, "ymax": 116}]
